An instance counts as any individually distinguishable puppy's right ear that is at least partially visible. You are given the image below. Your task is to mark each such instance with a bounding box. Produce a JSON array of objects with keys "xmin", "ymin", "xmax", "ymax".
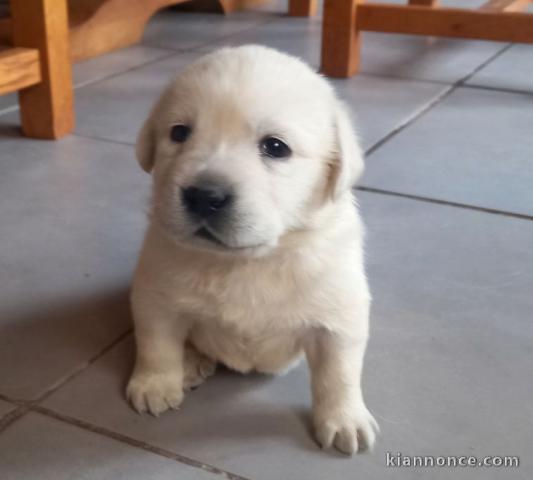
[
  {"xmin": 327, "ymin": 102, "xmax": 364, "ymax": 200},
  {"xmin": 136, "ymin": 114, "xmax": 156, "ymax": 173}
]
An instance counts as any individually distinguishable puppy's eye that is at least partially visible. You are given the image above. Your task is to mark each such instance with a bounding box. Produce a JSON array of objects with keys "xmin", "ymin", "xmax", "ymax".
[
  {"xmin": 260, "ymin": 136, "xmax": 291, "ymax": 159},
  {"xmin": 170, "ymin": 124, "xmax": 191, "ymax": 143}
]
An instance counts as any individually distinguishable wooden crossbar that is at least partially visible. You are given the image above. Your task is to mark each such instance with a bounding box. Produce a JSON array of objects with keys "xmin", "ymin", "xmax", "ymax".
[
  {"xmin": 357, "ymin": 4, "xmax": 533, "ymax": 44},
  {"xmin": 0, "ymin": 47, "xmax": 41, "ymax": 96},
  {"xmin": 321, "ymin": 0, "xmax": 533, "ymax": 78}
]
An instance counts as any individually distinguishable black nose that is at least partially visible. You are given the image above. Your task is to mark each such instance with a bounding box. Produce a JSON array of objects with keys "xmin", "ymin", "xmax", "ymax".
[{"xmin": 181, "ymin": 184, "xmax": 233, "ymax": 218}]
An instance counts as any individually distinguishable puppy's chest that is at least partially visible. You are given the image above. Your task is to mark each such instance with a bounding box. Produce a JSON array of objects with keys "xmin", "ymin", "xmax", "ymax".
[{"xmin": 173, "ymin": 264, "xmax": 316, "ymax": 331}]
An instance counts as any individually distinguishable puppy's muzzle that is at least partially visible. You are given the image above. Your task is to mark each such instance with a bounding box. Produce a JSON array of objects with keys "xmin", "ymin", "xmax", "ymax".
[{"xmin": 181, "ymin": 181, "xmax": 234, "ymax": 220}]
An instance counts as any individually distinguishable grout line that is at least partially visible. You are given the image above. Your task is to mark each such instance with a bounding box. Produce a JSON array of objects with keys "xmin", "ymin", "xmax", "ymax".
[
  {"xmin": 14, "ymin": 330, "xmax": 131, "ymax": 407},
  {"xmin": 358, "ymin": 70, "xmax": 454, "ymax": 87},
  {"xmin": 358, "ymin": 68, "xmax": 533, "ymax": 98},
  {"xmin": 0, "ymin": 405, "xmax": 31, "ymax": 433},
  {"xmin": 0, "ymin": 104, "xmax": 19, "ymax": 117},
  {"xmin": 68, "ymin": 50, "xmax": 182, "ymax": 92},
  {"xmin": 364, "ymin": 83, "xmax": 455, "ymax": 157},
  {"xmin": 0, "ymin": 329, "xmax": 132, "ymax": 434},
  {"xmin": 456, "ymin": 43, "xmax": 514, "ymax": 84},
  {"xmin": 72, "ymin": 48, "xmax": 182, "ymax": 90},
  {"xmin": 356, "ymin": 186, "xmax": 533, "ymax": 222},
  {"xmin": 73, "ymin": 133, "xmax": 135, "ymax": 147},
  {"xmin": 364, "ymin": 42, "xmax": 513, "ymax": 158},
  {"xmin": 463, "ymin": 43, "xmax": 512, "ymax": 80},
  {"xmin": 31, "ymin": 405, "xmax": 252, "ymax": 480},
  {"xmin": 35, "ymin": 329, "xmax": 133, "ymax": 405},
  {"xmin": 459, "ymin": 82, "xmax": 533, "ymax": 98},
  {"xmin": 0, "ymin": 393, "xmax": 26, "ymax": 406}
]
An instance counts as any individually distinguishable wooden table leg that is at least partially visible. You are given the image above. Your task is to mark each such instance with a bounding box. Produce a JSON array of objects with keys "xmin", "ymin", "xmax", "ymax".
[
  {"xmin": 10, "ymin": 0, "xmax": 74, "ymax": 139},
  {"xmin": 289, "ymin": 0, "xmax": 318, "ymax": 16},
  {"xmin": 321, "ymin": 0, "xmax": 361, "ymax": 78}
]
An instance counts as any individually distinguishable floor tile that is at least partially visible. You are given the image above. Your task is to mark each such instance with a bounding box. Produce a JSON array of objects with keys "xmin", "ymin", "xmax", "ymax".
[
  {"xmin": 142, "ymin": 9, "xmax": 275, "ymax": 51},
  {"xmin": 466, "ymin": 44, "xmax": 533, "ymax": 94},
  {"xmin": 70, "ymin": 51, "xmax": 201, "ymax": 144},
  {"xmin": 0, "ymin": 399, "xmax": 15, "ymax": 418},
  {"xmin": 43, "ymin": 193, "xmax": 533, "ymax": 480},
  {"xmin": 360, "ymin": 33, "xmax": 506, "ymax": 84},
  {"xmin": 204, "ymin": 16, "xmax": 322, "ymax": 67},
  {"xmin": 73, "ymin": 45, "xmax": 174, "ymax": 88},
  {"xmin": 361, "ymin": 87, "xmax": 533, "ymax": 216},
  {"xmin": 0, "ymin": 94, "xmax": 16, "ymax": 115},
  {"xmin": 0, "ymin": 413, "xmax": 220, "ymax": 480},
  {"xmin": 0, "ymin": 133, "xmax": 150, "ymax": 400},
  {"xmin": 249, "ymin": 0, "xmax": 293, "ymax": 14},
  {"xmin": 332, "ymin": 75, "xmax": 447, "ymax": 150}
]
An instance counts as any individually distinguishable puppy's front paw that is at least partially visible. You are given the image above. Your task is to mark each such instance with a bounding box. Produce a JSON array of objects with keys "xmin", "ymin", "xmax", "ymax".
[
  {"xmin": 126, "ymin": 371, "xmax": 184, "ymax": 416},
  {"xmin": 313, "ymin": 401, "xmax": 379, "ymax": 455}
]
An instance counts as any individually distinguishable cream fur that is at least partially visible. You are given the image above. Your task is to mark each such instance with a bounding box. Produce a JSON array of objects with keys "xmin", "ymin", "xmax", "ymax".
[{"xmin": 127, "ymin": 45, "xmax": 378, "ymax": 455}]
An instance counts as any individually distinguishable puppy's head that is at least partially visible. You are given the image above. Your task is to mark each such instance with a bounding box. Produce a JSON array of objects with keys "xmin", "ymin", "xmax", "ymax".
[{"xmin": 137, "ymin": 46, "xmax": 363, "ymax": 256}]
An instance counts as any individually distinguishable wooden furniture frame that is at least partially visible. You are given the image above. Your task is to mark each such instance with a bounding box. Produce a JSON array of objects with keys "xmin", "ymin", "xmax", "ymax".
[
  {"xmin": 0, "ymin": 0, "xmax": 312, "ymax": 139},
  {"xmin": 1, "ymin": 0, "xmax": 317, "ymax": 63},
  {"xmin": 320, "ymin": 0, "xmax": 533, "ymax": 77},
  {"xmin": 0, "ymin": 0, "xmax": 74, "ymax": 138}
]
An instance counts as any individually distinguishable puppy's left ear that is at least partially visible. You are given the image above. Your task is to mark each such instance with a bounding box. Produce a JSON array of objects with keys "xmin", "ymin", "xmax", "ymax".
[
  {"xmin": 328, "ymin": 102, "xmax": 365, "ymax": 199},
  {"xmin": 136, "ymin": 113, "xmax": 156, "ymax": 173}
]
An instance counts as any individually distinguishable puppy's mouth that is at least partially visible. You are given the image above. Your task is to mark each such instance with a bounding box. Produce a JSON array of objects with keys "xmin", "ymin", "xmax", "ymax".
[
  {"xmin": 193, "ymin": 227, "xmax": 265, "ymax": 252},
  {"xmin": 195, "ymin": 227, "xmax": 228, "ymax": 247}
]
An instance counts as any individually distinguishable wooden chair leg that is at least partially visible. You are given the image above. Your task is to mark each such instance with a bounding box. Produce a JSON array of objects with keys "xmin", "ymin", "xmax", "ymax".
[
  {"xmin": 321, "ymin": 0, "xmax": 360, "ymax": 78},
  {"xmin": 10, "ymin": 0, "xmax": 74, "ymax": 139},
  {"xmin": 289, "ymin": 0, "xmax": 318, "ymax": 16}
]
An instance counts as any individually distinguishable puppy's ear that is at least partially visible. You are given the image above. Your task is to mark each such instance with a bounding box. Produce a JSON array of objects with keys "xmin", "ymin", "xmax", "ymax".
[
  {"xmin": 136, "ymin": 113, "xmax": 156, "ymax": 173},
  {"xmin": 328, "ymin": 102, "xmax": 364, "ymax": 199}
]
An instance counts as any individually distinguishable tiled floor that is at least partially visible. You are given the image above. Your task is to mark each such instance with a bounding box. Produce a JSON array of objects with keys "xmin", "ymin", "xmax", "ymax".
[{"xmin": 1, "ymin": 2, "xmax": 532, "ymax": 479}]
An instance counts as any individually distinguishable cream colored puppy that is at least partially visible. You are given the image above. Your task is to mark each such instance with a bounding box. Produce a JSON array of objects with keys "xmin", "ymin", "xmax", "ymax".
[{"xmin": 127, "ymin": 45, "xmax": 378, "ymax": 455}]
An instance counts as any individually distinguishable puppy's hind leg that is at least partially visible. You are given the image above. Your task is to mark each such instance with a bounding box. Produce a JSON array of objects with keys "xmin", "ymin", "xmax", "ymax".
[
  {"xmin": 254, "ymin": 338, "xmax": 304, "ymax": 376},
  {"xmin": 183, "ymin": 343, "xmax": 217, "ymax": 390}
]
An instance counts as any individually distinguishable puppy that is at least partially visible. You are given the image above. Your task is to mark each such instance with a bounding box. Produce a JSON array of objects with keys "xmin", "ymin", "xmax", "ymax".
[{"xmin": 127, "ymin": 45, "xmax": 378, "ymax": 455}]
